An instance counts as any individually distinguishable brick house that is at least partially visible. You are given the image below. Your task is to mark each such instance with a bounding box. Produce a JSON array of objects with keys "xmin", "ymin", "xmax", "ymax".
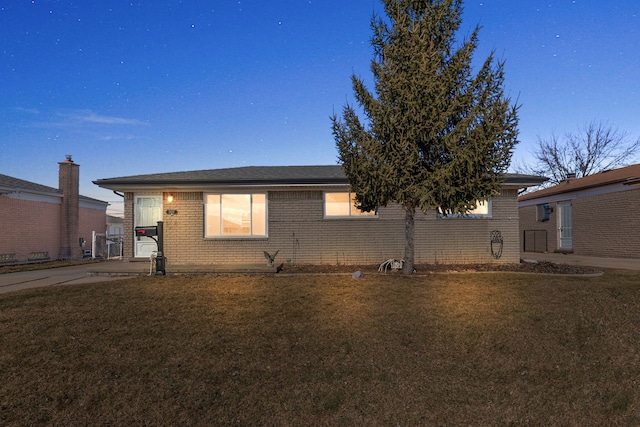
[
  {"xmin": 94, "ymin": 165, "xmax": 544, "ymax": 267},
  {"xmin": 519, "ymin": 163, "xmax": 640, "ymax": 259},
  {"xmin": 0, "ymin": 157, "xmax": 109, "ymax": 263}
]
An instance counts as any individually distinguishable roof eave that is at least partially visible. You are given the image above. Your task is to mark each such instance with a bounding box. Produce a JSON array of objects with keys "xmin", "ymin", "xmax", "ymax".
[
  {"xmin": 0, "ymin": 186, "xmax": 62, "ymax": 199},
  {"xmin": 93, "ymin": 178, "xmax": 350, "ymax": 192},
  {"xmin": 93, "ymin": 167, "xmax": 546, "ymax": 192},
  {"xmin": 503, "ymin": 176, "xmax": 548, "ymax": 189},
  {"xmin": 519, "ymin": 177, "xmax": 635, "ymax": 201}
]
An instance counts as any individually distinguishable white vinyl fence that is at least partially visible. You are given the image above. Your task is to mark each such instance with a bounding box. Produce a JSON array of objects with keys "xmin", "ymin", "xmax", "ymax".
[{"xmin": 91, "ymin": 231, "xmax": 124, "ymax": 260}]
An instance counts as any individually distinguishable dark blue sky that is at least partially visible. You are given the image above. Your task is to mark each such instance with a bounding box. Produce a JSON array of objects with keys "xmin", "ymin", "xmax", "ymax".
[{"xmin": 1, "ymin": 1, "xmax": 638, "ymax": 215}]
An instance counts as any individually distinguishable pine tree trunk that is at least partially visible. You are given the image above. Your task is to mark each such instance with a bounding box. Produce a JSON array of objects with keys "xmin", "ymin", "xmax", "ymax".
[{"xmin": 403, "ymin": 203, "xmax": 415, "ymax": 275}]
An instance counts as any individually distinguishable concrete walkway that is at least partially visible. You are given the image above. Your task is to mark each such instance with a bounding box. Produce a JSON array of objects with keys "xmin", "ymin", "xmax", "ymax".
[
  {"xmin": 0, "ymin": 260, "xmax": 280, "ymax": 295},
  {"xmin": 0, "ymin": 263, "xmax": 135, "ymax": 295}
]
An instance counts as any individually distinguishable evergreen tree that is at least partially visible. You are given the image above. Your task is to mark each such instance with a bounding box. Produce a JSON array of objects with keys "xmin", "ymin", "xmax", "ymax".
[{"xmin": 332, "ymin": 0, "xmax": 519, "ymax": 274}]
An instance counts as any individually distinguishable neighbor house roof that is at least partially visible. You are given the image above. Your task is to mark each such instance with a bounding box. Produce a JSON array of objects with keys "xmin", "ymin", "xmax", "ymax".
[
  {"xmin": 0, "ymin": 173, "xmax": 61, "ymax": 195},
  {"xmin": 519, "ymin": 163, "xmax": 640, "ymax": 202},
  {"xmin": 94, "ymin": 165, "xmax": 546, "ymax": 191},
  {"xmin": 0, "ymin": 173, "xmax": 108, "ymax": 205}
]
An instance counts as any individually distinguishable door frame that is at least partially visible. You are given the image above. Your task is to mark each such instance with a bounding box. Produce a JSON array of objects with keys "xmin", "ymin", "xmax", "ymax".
[
  {"xmin": 134, "ymin": 194, "xmax": 163, "ymax": 258},
  {"xmin": 557, "ymin": 201, "xmax": 573, "ymax": 251}
]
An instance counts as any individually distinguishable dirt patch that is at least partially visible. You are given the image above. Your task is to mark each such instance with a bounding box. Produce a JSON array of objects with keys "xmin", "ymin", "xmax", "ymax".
[{"xmin": 284, "ymin": 260, "xmax": 602, "ymax": 275}]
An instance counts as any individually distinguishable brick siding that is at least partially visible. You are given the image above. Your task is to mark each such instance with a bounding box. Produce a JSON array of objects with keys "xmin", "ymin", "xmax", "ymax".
[
  {"xmin": 573, "ymin": 188, "xmax": 640, "ymax": 258},
  {"xmin": 123, "ymin": 192, "xmax": 135, "ymax": 259},
  {"xmin": 519, "ymin": 187, "xmax": 640, "ymax": 259},
  {"xmin": 519, "ymin": 203, "xmax": 557, "ymax": 253},
  {"xmin": 79, "ymin": 205, "xmax": 108, "ymax": 252},
  {"xmin": 0, "ymin": 196, "xmax": 107, "ymax": 263},
  {"xmin": 125, "ymin": 188, "xmax": 522, "ymax": 266},
  {"xmin": 0, "ymin": 197, "xmax": 61, "ymax": 262},
  {"xmin": 58, "ymin": 160, "xmax": 80, "ymax": 259}
]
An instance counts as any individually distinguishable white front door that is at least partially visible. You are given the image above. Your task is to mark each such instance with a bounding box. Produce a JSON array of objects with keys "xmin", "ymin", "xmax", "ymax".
[
  {"xmin": 134, "ymin": 195, "xmax": 163, "ymax": 258},
  {"xmin": 557, "ymin": 201, "xmax": 573, "ymax": 250}
]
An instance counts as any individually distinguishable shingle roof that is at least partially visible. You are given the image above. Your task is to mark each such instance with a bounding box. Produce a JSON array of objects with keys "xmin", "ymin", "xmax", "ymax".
[
  {"xmin": 0, "ymin": 173, "xmax": 60, "ymax": 194},
  {"xmin": 95, "ymin": 165, "xmax": 346, "ymax": 186},
  {"xmin": 0, "ymin": 173, "xmax": 107, "ymax": 204},
  {"xmin": 519, "ymin": 163, "xmax": 640, "ymax": 202},
  {"xmin": 94, "ymin": 164, "xmax": 546, "ymax": 190}
]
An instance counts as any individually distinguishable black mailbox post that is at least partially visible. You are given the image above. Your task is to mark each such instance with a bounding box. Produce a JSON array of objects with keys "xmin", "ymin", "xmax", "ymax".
[
  {"xmin": 134, "ymin": 222, "xmax": 166, "ymax": 275},
  {"xmin": 155, "ymin": 221, "xmax": 165, "ymax": 275}
]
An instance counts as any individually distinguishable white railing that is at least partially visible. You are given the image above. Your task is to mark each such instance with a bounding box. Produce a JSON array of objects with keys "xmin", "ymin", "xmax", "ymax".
[{"xmin": 91, "ymin": 231, "xmax": 124, "ymax": 260}]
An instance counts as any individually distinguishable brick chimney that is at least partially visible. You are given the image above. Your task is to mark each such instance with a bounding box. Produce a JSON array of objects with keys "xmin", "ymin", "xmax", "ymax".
[{"xmin": 59, "ymin": 155, "xmax": 80, "ymax": 260}]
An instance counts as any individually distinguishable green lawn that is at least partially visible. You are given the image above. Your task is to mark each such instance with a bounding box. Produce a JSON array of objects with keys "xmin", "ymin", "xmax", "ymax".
[{"xmin": 1, "ymin": 271, "xmax": 639, "ymax": 426}]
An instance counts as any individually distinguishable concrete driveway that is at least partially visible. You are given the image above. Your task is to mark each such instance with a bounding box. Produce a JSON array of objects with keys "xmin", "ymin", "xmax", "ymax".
[{"xmin": 0, "ymin": 264, "xmax": 132, "ymax": 295}]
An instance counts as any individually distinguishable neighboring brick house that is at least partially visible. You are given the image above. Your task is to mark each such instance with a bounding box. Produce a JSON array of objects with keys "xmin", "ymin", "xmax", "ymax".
[
  {"xmin": 106, "ymin": 215, "xmax": 124, "ymax": 236},
  {"xmin": 94, "ymin": 165, "xmax": 544, "ymax": 266},
  {"xmin": 0, "ymin": 157, "xmax": 109, "ymax": 263},
  {"xmin": 519, "ymin": 163, "xmax": 640, "ymax": 259}
]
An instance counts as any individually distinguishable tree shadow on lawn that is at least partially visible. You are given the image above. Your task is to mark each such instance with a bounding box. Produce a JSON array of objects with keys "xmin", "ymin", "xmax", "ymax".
[{"xmin": 0, "ymin": 271, "xmax": 638, "ymax": 425}]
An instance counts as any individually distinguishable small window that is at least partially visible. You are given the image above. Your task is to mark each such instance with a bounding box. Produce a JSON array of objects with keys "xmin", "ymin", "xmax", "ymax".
[
  {"xmin": 438, "ymin": 200, "xmax": 492, "ymax": 218},
  {"xmin": 537, "ymin": 203, "xmax": 551, "ymax": 222},
  {"xmin": 205, "ymin": 193, "xmax": 267, "ymax": 237},
  {"xmin": 324, "ymin": 192, "xmax": 376, "ymax": 218},
  {"xmin": 466, "ymin": 200, "xmax": 490, "ymax": 216}
]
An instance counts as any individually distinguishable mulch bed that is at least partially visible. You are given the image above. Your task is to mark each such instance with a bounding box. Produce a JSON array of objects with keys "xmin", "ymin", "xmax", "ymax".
[{"xmin": 284, "ymin": 260, "xmax": 602, "ymax": 275}]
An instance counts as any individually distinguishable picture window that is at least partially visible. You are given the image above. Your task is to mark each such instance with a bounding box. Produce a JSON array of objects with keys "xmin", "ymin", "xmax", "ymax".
[{"xmin": 204, "ymin": 193, "xmax": 267, "ymax": 237}]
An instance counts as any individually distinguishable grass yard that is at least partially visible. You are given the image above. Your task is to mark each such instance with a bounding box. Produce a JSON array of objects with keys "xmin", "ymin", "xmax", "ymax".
[{"xmin": 1, "ymin": 270, "xmax": 639, "ymax": 426}]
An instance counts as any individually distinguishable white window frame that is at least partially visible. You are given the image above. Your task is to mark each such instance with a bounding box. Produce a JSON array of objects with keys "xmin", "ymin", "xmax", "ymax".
[
  {"xmin": 204, "ymin": 193, "xmax": 268, "ymax": 238},
  {"xmin": 324, "ymin": 192, "xmax": 377, "ymax": 218},
  {"xmin": 437, "ymin": 199, "xmax": 492, "ymax": 218}
]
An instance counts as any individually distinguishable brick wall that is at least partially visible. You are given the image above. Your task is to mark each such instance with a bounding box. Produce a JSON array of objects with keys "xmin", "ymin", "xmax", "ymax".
[
  {"xmin": 519, "ymin": 186, "xmax": 640, "ymax": 258},
  {"xmin": 573, "ymin": 188, "xmax": 640, "ymax": 258},
  {"xmin": 0, "ymin": 197, "xmax": 106, "ymax": 263},
  {"xmin": 0, "ymin": 158, "xmax": 106, "ymax": 263},
  {"xmin": 519, "ymin": 203, "xmax": 558, "ymax": 253},
  {"xmin": 123, "ymin": 192, "xmax": 135, "ymax": 259},
  {"xmin": 422, "ymin": 195, "xmax": 520, "ymax": 264},
  {"xmin": 58, "ymin": 159, "xmax": 80, "ymax": 259},
  {"xmin": 79, "ymin": 206, "xmax": 107, "ymax": 251},
  {"xmin": 125, "ymin": 188, "xmax": 522, "ymax": 266},
  {"xmin": 0, "ymin": 196, "xmax": 61, "ymax": 262}
]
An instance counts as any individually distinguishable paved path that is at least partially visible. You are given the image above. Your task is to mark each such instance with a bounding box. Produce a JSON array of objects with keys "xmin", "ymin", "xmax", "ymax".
[
  {"xmin": 0, "ymin": 264, "xmax": 132, "ymax": 295},
  {"xmin": 0, "ymin": 260, "xmax": 279, "ymax": 295}
]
